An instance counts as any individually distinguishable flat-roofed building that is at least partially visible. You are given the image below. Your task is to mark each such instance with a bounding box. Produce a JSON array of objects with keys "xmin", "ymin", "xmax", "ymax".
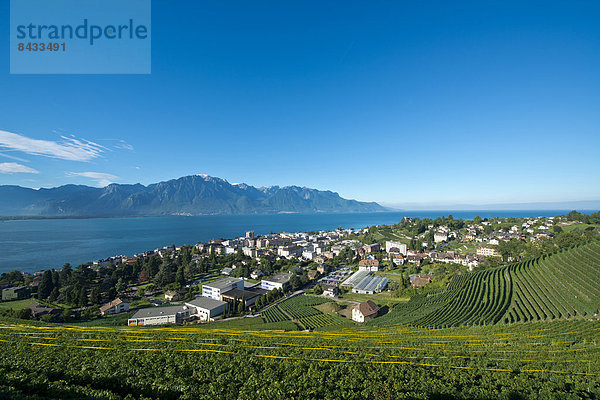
[
  {"xmin": 202, "ymin": 277, "xmax": 244, "ymax": 300},
  {"xmin": 185, "ymin": 296, "xmax": 228, "ymax": 321},
  {"xmin": 220, "ymin": 288, "xmax": 262, "ymax": 308},
  {"xmin": 385, "ymin": 241, "xmax": 407, "ymax": 255},
  {"xmin": 351, "ymin": 275, "xmax": 389, "ymax": 294},
  {"xmin": 260, "ymin": 273, "xmax": 291, "ymax": 291},
  {"xmin": 128, "ymin": 305, "xmax": 191, "ymax": 326},
  {"xmin": 1, "ymin": 286, "xmax": 30, "ymax": 301}
]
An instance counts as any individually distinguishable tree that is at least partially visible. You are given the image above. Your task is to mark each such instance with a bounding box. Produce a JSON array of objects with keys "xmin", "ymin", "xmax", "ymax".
[
  {"xmin": 78, "ymin": 287, "xmax": 88, "ymax": 307},
  {"xmin": 62, "ymin": 307, "xmax": 72, "ymax": 322},
  {"xmin": 1, "ymin": 270, "xmax": 24, "ymax": 284},
  {"xmin": 176, "ymin": 266, "xmax": 186, "ymax": 286},
  {"xmin": 289, "ymin": 274, "xmax": 301, "ymax": 291},
  {"xmin": 49, "ymin": 287, "xmax": 60, "ymax": 302},
  {"xmin": 89, "ymin": 287, "xmax": 101, "ymax": 305},
  {"xmin": 38, "ymin": 270, "xmax": 54, "ymax": 299},
  {"xmin": 138, "ymin": 268, "xmax": 149, "ymax": 283},
  {"xmin": 115, "ymin": 278, "xmax": 127, "ymax": 293}
]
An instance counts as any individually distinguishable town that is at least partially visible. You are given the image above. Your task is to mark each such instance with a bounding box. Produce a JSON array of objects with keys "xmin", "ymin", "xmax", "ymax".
[{"xmin": 1, "ymin": 210, "xmax": 597, "ymax": 329}]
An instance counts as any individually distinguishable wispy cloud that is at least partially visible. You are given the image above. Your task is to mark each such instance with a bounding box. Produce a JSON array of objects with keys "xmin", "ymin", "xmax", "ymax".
[
  {"xmin": 115, "ymin": 140, "xmax": 134, "ymax": 151},
  {"xmin": 0, "ymin": 162, "xmax": 40, "ymax": 174},
  {"xmin": 0, "ymin": 152, "xmax": 29, "ymax": 162},
  {"xmin": 66, "ymin": 171, "xmax": 119, "ymax": 187},
  {"xmin": 0, "ymin": 130, "xmax": 107, "ymax": 162}
]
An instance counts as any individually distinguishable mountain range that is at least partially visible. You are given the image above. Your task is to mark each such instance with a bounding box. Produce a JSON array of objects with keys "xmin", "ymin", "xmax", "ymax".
[{"xmin": 0, "ymin": 174, "xmax": 385, "ymax": 217}]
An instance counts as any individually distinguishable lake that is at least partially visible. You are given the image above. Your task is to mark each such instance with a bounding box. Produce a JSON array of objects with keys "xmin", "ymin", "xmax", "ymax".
[{"xmin": 0, "ymin": 210, "xmax": 580, "ymax": 273}]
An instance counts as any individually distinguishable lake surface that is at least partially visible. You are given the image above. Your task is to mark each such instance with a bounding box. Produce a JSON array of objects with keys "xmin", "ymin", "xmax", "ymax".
[{"xmin": 0, "ymin": 210, "xmax": 581, "ymax": 273}]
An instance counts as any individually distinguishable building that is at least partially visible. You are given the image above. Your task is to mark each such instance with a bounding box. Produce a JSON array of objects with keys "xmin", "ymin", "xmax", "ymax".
[
  {"xmin": 322, "ymin": 285, "xmax": 338, "ymax": 298},
  {"xmin": 128, "ymin": 305, "xmax": 191, "ymax": 326},
  {"xmin": 411, "ymin": 275, "xmax": 433, "ymax": 288},
  {"xmin": 340, "ymin": 270, "xmax": 370, "ymax": 289},
  {"xmin": 220, "ymin": 288, "xmax": 263, "ymax": 309},
  {"xmin": 260, "ymin": 273, "xmax": 292, "ymax": 291},
  {"xmin": 390, "ymin": 253, "xmax": 405, "ymax": 265},
  {"xmin": 359, "ymin": 243, "xmax": 381, "ymax": 255},
  {"xmin": 278, "ymin": 245, "xmax": 302, "ymax": 258},
  {"xmin": 352, "ymin": 300, "xmax": 380, "ymax": 323},
  {"xmin": 1, "ymin": 286, "xmax": 30, "ymax": 301},
  {"xmin": 99, "ymin": 298, "xmax": 129, "ymax": 316},
  {"xmin": 385, "ymin": 241, "xmax": 407, "ymax": 255},
  {"xmin": 358, "ymin": 259, "xmax": 380, "ymax": 272},
  {"xmin": 434, "ymin": 231, "xmax": 448, "ymax": 243},
  {"xmin": 351, "ymin": 275, "xmax": 389, "ymax": 294},
  {"xmin": 317, "ymin": 264, "xmax": 329, "ymax": 274},
  {"xmin": 164, "ymin": 290, "xmax": 182, "ymax": 301},
  {"xmin": 307, "ymin": 270, "xmax": 319, "ymax": 280},
  {"xmin": 251, "ymin": 269, "xmax": 264, "ymax": 280},
  {"xmin": 221, "ymin": 267, "xmax": 233, "ymax": 276},
  {"xmin": 27, "ymin": 302, "xmax": 60, "ymax": 319},
  {"xmin": 184, "ymin": 296, "xmax": 228, "ymax": 321},
  {"xmin": 477, "ymin": 244, "xmax": 500, "ymax": 257},
  {"xmin": 202, "ymin": 277, "xmax": 244, "ymax": 300}
]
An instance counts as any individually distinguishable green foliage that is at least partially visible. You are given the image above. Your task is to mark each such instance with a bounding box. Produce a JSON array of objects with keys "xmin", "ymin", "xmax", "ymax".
[
  {"xmin": 373, "ymin": 240, "xmax": 600, "ymax": 328},
  {"xmin": 0, "ymin": 318, "xmax": 598, "ymax": 399}
]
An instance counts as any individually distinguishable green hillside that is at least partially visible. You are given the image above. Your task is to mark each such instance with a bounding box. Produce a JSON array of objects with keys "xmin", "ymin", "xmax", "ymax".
[{"xmin": 373, "ymin": 240, "xmax": 600, "ymax": 327}]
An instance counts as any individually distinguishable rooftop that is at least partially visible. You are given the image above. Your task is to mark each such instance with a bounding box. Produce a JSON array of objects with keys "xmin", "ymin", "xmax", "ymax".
[
  {"xmin": 203, "ymin": 277, "xmax": 243, "ymax": 290},
  {"xmin": 354, "ymin": 300, "xmax": 380, "ymax": 317},
  {"xmin": 130, "ymin": 305, "xmax": 188, "ymax": 319},
  {"xmin": 261, "ymin": 273, "xmax": 292, "ymax": 284},
  {"xmin": 220, "ymin": 288, "xmax": 261, "ymax": 300},
  {"xmin": 186, "ymin": 296, "xmax": 227, "ymax": 310}
]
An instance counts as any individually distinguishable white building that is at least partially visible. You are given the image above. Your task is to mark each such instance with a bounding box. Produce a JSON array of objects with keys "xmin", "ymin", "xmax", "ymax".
[
  {"xmin": 185, "ymin": 296, "xmax": 228, "ymax": 321},
  {"xmin": 278, "ymin": 246, "xmax": 302, "ymax": 258},
  {"xmin": 434, "ymin": 231, "xmax": 448, "ymax": 243},
  {"xmin": 385, "ymin": 241, "xmax": 407, "ymax": 255},
  {"xmin": 260, "ymin": 273, "xmax": 292, "ymax": 291},
  {"xmin": 202, "ymin": 277, "xmax": 244, "ymax": 300},
  {"xmin": 99, "ymin": 298, "xmax": 129, "ymax": 316},
  {"xmin": 351, "ymin": 300, "xmax": 380, "ymax": 323},
  {"xmin": 128, "ymin": 305, "xmax": 191, "ymax": 326}
]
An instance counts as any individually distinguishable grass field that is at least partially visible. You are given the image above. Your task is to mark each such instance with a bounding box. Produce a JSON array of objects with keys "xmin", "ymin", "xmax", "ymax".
[{"xmin": 0, "ymin": 298, "xmax": 35, "ymax": 312}]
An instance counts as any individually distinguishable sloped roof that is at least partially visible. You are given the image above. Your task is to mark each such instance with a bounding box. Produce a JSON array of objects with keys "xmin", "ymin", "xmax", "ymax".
[
  {"xmin": 99, "ymin": 298, "xmax": 125, "ymax": 313},
  {"xmin": 353, "ymin": 300, "xmax": 380, "ymax": 317}
]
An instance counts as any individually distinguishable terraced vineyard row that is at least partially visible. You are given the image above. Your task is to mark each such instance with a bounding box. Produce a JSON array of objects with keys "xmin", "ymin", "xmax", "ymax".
[
  {"xmin": 264, "ymin": 295, "xmax": 352, "ymax": 330},
  {"xmin": 1, "ymin": 317, "xmax": 599, "ymax": 399},
  {"xmin": 261, "ymin": 306, "xmax": 289, "ymax": 323},
  {"xmin": 373, "ymin": 240, "xmax": 600, "ymax": 328}
]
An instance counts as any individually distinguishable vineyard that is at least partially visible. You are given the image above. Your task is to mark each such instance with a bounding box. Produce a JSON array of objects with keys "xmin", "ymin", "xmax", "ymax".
[
  {"xmin": 373, "ymin": 240, "xmax": 600, "ymax": 328},
  {"xmin": 0, "ymin": 317, "xmax": 598, "ymax": 399},
  {"xmin": 260, "ymin": 294, "xmax": 353, "ymax": 330}
]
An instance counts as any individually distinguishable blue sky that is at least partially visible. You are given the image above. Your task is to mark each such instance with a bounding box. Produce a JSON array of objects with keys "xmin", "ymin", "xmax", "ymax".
[{"xmin": 0, "ymin": 1, "xmax": 599, "ymax": 206}]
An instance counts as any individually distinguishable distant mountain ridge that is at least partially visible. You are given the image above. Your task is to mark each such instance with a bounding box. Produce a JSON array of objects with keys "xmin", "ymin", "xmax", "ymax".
[{"xmin": 0, "ymin": 175, "xmax": 385, "ymax": 216}]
